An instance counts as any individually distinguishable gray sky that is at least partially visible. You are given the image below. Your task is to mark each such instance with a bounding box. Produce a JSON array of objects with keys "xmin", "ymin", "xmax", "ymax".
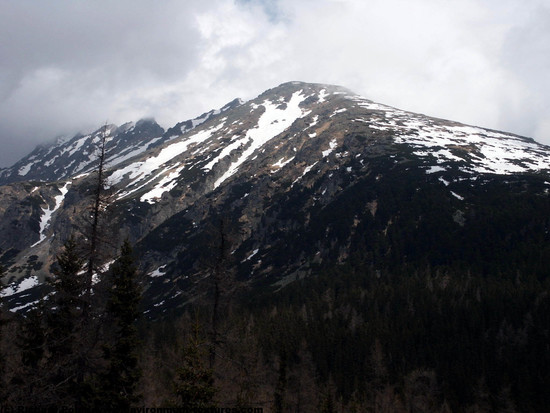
[{"xmin": 1, "ymin": 0, "xmax": 549, "ymax": 167}]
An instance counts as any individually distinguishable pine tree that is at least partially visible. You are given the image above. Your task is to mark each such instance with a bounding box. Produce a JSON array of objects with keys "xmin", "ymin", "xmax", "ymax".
[
  {"xmin": 273, "ymin": 350, "xmax": 288, "ymax": 413},
  {"xmin": 175, "ymin": 320, "xmax": 216, "ymax": 409},
  {"xmin": 43, "ymin": 236, "xmax": 90, "ymax": 406},
  {"xmin": 18, "ymin": 306, "xmax": 45, "ymax": 371},
  {"xmin": 10, "ymin": 304, "xmax": 47, "ymax": 405},
  {"xmin": 99, "ymin": 240, "xmax": 142, "ymax": 409},
  {"xmin": 47, "ymin": 237, "xmax": 86, "ymax": 354}
]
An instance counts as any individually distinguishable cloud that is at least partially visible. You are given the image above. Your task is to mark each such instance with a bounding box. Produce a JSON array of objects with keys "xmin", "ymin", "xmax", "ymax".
[
  {"xmin": 1, "ymin": 0, "xmax": 549, "ymax": 167},
  {"xmin": 0, "ymin": 0, "xmax": 211, "ymax": 165},
  {"xmin": 497, "ymin": 3, "xmax": 550, "ymax": 138}
]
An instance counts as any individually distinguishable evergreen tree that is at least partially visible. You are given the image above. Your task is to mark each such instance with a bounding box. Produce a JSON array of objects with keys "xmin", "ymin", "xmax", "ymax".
[
  {"xmin": 8, "ymin": 303, "xmax": 48, "ymax": 405},
  {"xmin": 17, "ymin": 306, "xmax": 45, "ymax": 371},
  {"xmin": 99, "ymin": 240, "xmax": 142, "ymax": 409},
  {"xmin": 273, "ymin": 350, "xmax": 288, "ymax": 413},
  {"xmin": 43, "ymin": 236, "xmax": 90, "ymax": 406},
  {"xmin": 47, "ymin": 237, "xmax": 86, "ymax": 355},
  {"xmin": 175, "ymin": 320, "xmax": 216, "ymax": 409}
]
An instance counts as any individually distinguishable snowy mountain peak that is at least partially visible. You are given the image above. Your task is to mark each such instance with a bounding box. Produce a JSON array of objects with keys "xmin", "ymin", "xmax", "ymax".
[
  {"xmin": 1, "ymin": 81, "xmax": 550, "ymax": 316},
  {"xmin": 95, "ymin": 81, "xmax": 550, "ymax": 206}
]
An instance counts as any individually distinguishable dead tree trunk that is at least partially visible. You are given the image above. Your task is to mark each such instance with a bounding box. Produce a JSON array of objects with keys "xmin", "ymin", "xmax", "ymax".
[{"xmin": 84, "ymin": 123, "xmax": 109, "ymax": 316}]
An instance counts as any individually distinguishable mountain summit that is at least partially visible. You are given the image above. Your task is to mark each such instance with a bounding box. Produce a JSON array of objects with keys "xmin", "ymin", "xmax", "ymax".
[{"xmin": 1, "ymin": 81, "xmax": 549, "ymax": 315}]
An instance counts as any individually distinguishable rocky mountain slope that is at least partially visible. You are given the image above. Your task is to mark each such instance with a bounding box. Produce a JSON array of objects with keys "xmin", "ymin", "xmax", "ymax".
[
  {"xmin": 0, "ymin": 97, "xmax": 243, "ymax": 186},
  {"xmin": 1, "ymin": 81, "xmax": 550, "ymax": 315}
]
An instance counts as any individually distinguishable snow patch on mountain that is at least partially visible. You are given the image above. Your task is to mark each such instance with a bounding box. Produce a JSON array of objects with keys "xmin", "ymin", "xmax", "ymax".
[
  {"xmin": 451, "ymin": 191, "xmax": 464, "ymax": 200},
  {"xmin": 140, "ymin": 165, "xmax": 185, "ymax": 204},
  {"xmin": 426, "ymin": 166, "xmax": 446, "ymax": 174},
  {"xmin": 271, "ymin": 156, "xmax": 295, "ymax": 172},
  {"xmin": 105, "ymin": 137, "xmax": 164, "ymax": 169},
  {"xmin": 213, "ymin": 90, "xmax": 311, "ymax": 189},
  {"xmin": 64, "ymin": 135, "xmax": 90, "ymax": 158},
  {"xmin": 0, "ymin": 276, "xmax": 39, "ymax": 298},
  {"xmin": 31, "ymin": 182, "xmax": 71, "ymax": 247},
  {"xmin": 330, "ymin": 108, "xmax": 347, "ymax": 117},
  {"xmin": 318, "ymin": 89, "xmax": 329, "ymax": 103},
  {"xmin": 149, "ymin": 265, "xmax": 167, "ymax": 278},
  {"xmin": 18, "ymin": 163, "xmax": 34, "ymax": 176},
  {"xmin": 202, "ymin": 138, "xmax": 244, "ymax": 172},
  {"xmin": 397, "ymin": 123, "xmax": 550, "ymax": 174},
  {"xmin": 347, "ymin": 95, "xmax": 550, "ymax": 175},
  {"xmin": 293, "ymin": 161, "xmax": 319, "ymax": 186},
  {"xmin": 242, "ymin": 249, "xmax": 259, "ymax": 262},
  {"xmin": 109, "ymin": 123, "xmax": 224, "ymax": 191},
  {"xmin": 322, "ymin": 139, "xmax": 338, "ymax": 158}
]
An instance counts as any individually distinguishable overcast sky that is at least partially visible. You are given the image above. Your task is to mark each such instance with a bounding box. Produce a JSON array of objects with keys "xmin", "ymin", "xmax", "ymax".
[{"xmin": 1, "ymin": 0, "xmax": 549, "ymax": 167}]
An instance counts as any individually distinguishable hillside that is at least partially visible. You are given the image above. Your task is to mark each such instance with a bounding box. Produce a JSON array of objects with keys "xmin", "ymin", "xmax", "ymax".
[{"xmin": 1, "ymin": 81, "xmax": 549, "ymax": 314}]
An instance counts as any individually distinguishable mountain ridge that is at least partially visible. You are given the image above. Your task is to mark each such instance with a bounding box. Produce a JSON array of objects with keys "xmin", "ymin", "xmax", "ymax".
[
  {"xmin": 0, "ymin": 95, "xmax": 246, "ymax": 185},
  {"xmin": 1, "ymin": 81, "xmax": 549, "ymax": 316}
]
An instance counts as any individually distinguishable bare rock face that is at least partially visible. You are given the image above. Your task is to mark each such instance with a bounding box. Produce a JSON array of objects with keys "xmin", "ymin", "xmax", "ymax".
[{"xmin": 1, "ymin": 81, "xmax": 550, "ymax": 315}]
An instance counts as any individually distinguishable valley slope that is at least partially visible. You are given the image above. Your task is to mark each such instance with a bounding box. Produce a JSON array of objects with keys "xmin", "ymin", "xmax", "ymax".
[{"xmin": 1, "ymin": 81, "xmax": 550, "ymax": 316}]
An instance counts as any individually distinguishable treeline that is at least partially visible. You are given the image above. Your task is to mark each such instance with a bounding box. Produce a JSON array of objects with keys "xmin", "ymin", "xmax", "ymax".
[
  {"xmin": 241, "ymin": 264, "xmax": 550, "ymax": 412},
  {"xmin": 1, "ymin": 241, "xmax": 550, "ymax": 411},
  {"xmin": 136, "ymin": 263, "xmax": 549, "ymax": 412}
]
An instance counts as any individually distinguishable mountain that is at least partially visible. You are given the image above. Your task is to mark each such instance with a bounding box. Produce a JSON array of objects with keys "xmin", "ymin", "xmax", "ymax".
[
  {"xmin": 1, "ymin": 81, "xmax": 550, "ymax": 316},
  {"xmin": 0, "ymin": 97, "xmax": 242, "ymax": 186},
  {"xmin": 0, "ymin": 120, "xmax": 162, "ymax": 185}
]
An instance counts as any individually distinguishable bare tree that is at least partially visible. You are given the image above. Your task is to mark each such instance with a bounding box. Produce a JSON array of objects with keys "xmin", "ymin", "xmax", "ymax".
[
  {"xmin": 75, "ymin": 123, "xmax": 120, "ymax": 322},
  {"xmin": 84, "ymin": 124, "xmax": 109, "ymax": 305}
]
